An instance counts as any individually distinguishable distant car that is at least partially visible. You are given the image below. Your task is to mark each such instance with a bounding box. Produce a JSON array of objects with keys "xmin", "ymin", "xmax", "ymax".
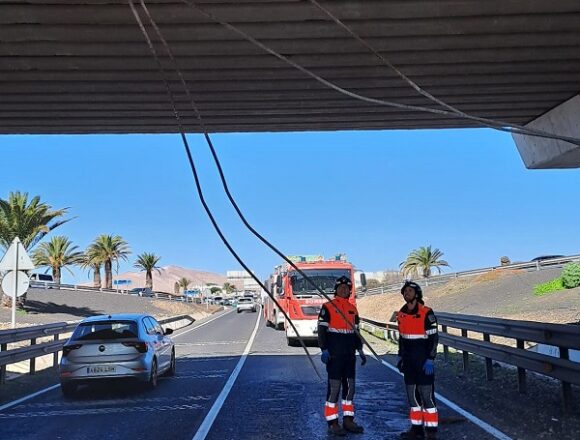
[
  {"xmin": 59, "ymin": 314, "xmax": 175, "ymax": 396},
  {"xmin": 30, "ymin": 273, "xmax": 55, "ymax": 287},
  {"xmin": 129, "ymin": 287, "xmax": 154, "ymax": 297},
  {"xmin": 237, "ymin": 297, "xmax": 257, "ymax": 313},
  {"xmin": 213, "ymin": 296, "xmax": 224, "ymax": 305},
  {"xmin": 531, "ymin": 255, "xmax": 565, "ymax": 262}
]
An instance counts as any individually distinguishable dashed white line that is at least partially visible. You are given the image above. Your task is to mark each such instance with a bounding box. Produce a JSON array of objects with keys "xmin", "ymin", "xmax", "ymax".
[{"xmin": 191, "ymin": 311, "xmax": 261, "ymax": 440}]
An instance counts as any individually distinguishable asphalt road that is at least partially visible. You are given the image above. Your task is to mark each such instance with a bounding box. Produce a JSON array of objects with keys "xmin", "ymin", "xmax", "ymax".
[{"xmin": 0, "ymin": 309, "xmax": 505, "ymax": 440}]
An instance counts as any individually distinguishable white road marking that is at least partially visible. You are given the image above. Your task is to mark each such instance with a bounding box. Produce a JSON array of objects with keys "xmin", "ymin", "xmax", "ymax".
[
  {"xmin": 191, "ymin": 311, "xmax": 261, "ymax": 440},
  {"xmin": 0, "ymin": 403, "xmax": 205, "ymax": 418},
  {"xmin": 0, "ymin": 310, "xmax": 232, "ymax": 414},
  {"xmin": 0, "ymin": 385, "xmax": 60, "ymax": 413},
  {"xmin": 375, "ymin": 356, "xmax": 513, "ymax": 440},
  {"xmin": 173, "ymin": 309, "xmax": 233, "ymax": 339}
]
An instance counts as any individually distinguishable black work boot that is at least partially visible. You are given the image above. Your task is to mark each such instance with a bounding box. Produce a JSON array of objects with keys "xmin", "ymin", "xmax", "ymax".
[
  {"xmin": 328, "ymin": 421, "xmax": 347, "ymax": 437},
  {"xmin": 425, "ymin": 428, "xmax": 438, "ymax": 440},
  {"xmin": 400, "ymin": 425, "xmax": 425, "ymax": 439},
  {"xmin": 343, "ymin": 416, "xmax": 364, "ymax": 433}
]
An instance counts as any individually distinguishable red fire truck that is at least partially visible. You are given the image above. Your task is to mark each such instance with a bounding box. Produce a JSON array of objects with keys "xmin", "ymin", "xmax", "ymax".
[{"xmin": 264, "ymin": 255, "xmax": 363, "ymax": 346}]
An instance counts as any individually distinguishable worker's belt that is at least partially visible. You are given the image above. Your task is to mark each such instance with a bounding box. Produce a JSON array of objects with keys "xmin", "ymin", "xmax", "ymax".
[
  {"xmin": 400, "ymin": 333, "xmax": 428, "ymax": 339},
  {"xmin": 327, "ymin": 328, "xmax": 355, "ymax": 334}
]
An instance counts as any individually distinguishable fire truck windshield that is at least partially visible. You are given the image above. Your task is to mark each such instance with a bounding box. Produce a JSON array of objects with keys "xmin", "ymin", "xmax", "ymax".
[{"xmin": 289, "ymin": 269, "xmax": 351, "ymax": 295}]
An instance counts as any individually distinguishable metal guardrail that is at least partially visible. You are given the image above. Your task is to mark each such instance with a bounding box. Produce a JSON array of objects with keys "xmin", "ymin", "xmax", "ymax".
[
  {"xmin": 357, "ymin": 254, "xmax": 580, "ymax": 298},
  {"xmin": 29, "ymin": 282, "xmax": 196, "ymax": 302},
  {"xmin": 0, "ymin": 314, "xmax": 195, "ymax": 385},
  {"xmin": 360, "ymin": 313, "xmax": 580, "ymax": 411}
]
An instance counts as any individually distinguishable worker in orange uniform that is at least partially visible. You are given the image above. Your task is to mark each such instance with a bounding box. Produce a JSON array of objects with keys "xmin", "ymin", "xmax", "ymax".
[
  {"xmin": 318, "ymin": 275, "xmax": 366, "ymax": 436},
  {"xmin": 396, "ymin": 281, "xmax": 439, "ymax": 440}
]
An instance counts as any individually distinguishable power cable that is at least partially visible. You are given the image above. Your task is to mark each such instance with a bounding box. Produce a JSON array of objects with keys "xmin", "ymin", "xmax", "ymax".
[
  {"xmin": 308, "ymin": 0, "xmax": 580, "ymax": 144},
  {"xmin": 137, "ymin": 0, "xmax": 384, "ymax": 364},
  {"xmin": 128, "ymin": 0, "xmax": 323, "ymax": 380},
  {"xmin": 180, "ymin": 0, "xmax": 580, "ymax": 147}
]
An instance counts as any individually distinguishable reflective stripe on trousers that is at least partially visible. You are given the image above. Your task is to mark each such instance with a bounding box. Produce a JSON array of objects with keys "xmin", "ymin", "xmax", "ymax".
[
  {"xmin": 423, "ymin": 407, "xmax": 438, "ymax": 428},
  {"xmin": 342, "ymin": 399, "xmax": 355, "ymax": 417},
  {"xmin": 324, "ymin": 401, "xmax": 339, "ymax": 421},
  {"xmin": 410, "ymin": 406, "xmax": 423, "ymax": 425}
]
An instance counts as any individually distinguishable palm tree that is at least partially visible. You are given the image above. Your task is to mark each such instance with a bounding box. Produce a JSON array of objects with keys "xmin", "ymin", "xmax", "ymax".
[
  {"xmin": 223, "ymin": 282, "xmax": 234, "ymax": 295},
  {"xmin": 177, "ymin": 277, "xmax": 191, "ymax": 293},
  {"xmin": 134, "ymin": 253, "xmax": 161, "ymax": 289},
  {"xmin": 0, "ymin": 191, "xmax": 71, "ymax": 251},
  {"xmin": 31, "ymin": 236, "xmax": 84, "ymax": 284},
  {"xmin": 80, "ymin": 244, "xmax": 103, "ymax": 288},
  {"xmin": 0, "ymin": 192, "xmax": 71, "ymax": 307},
  {"xmin": 90, "ymin": 235, "xmax": 131, "ymax": 289},
  {"xmin": 400, "ymin": 246, "xmax": 450, "ymax": 279},
  {"xmin": 174, "ymin": 281, "xmax": 180, "ymax": 295}
]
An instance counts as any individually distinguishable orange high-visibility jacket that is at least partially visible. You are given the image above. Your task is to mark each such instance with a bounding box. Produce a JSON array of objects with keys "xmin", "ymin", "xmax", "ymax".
[{"xmin": 396, "ymin": 303, "xmax": 438, "ymax": 360}]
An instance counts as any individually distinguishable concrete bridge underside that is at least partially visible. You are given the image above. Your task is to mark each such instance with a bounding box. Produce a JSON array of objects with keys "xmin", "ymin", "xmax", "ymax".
[{"xmin": 1, "ymin": 0, "xmax": 579, "ymax": 167}]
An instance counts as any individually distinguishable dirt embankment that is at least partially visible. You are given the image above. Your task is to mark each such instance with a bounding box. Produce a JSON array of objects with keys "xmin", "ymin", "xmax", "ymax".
[
  {"xmin": 358, "ymin": 268, "xmax": 580, "ymax": 324},
  {"xmin": 0, "ymin": 287, "xmax": 220, "ymax": 327}
]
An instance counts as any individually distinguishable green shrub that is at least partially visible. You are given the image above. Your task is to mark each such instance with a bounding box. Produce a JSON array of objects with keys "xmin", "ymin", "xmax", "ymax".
[
  {"xmin": 533, "ymin": 278, "xmax": 565, "ymax": 296},
  {"xmin": 562, "ymin": 263, "xmax": 580, "ymax": 289}
]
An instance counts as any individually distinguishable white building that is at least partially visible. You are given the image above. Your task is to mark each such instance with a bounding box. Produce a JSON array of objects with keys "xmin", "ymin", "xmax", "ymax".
[{"xmin": 226, "ymin": 270, "xmax": 260, "ymax": 293}]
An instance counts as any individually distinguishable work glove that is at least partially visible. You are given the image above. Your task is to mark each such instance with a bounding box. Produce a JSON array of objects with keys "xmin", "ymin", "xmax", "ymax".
[
  {"xmin": 358, "ymin": 349, "xmax": 367, "ymax": 366},
  {"xmin": 423, "ymin": 359, "xmax": 435, "ymax": 376},
  {"xmin": 395, "ymin": 355, "xmax": 404, "ymax": 373},
  {"xmin": 321, "ymin": 350, "xmax": 331, "ymax": 365}
]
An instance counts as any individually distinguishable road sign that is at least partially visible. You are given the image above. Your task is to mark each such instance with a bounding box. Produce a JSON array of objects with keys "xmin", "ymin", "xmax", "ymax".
[
  {"xmin": 0, "ymin": 238, "xmax": 35, "ymax": 271},
  {"xmin": 1, "ymin": 271, "xmax": 30, "ymax": 298},
  {"xmin": 113, "ymin": 279, "xmax": 132, "ymax": 286}
]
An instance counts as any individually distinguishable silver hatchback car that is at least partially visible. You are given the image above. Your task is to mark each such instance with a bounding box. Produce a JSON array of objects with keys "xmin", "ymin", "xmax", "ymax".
[{"xmin": 59, "ymin": 314, "xmax": 175, "ymax": 396}]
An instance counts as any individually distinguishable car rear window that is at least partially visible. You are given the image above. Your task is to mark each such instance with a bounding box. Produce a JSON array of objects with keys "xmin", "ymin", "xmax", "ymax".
[
  {"xmin": 72, "ymin": 320, "xmax": 139, "ymax": 341},
  {"xmin": 239, "ymin": 298, "xmax": 252, "ymax": 303}
]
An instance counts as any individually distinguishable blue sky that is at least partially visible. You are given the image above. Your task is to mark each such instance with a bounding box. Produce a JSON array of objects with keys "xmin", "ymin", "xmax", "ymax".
[{"xmin": 1, "ymin": 128, "xmax": 579, "ymax": 284}]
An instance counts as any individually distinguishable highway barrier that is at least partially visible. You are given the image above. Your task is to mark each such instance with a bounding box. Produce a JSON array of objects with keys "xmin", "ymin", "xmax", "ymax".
[
  {"xmin": 29, "ymin": 281, "xmax": 198, "ymax": 302},
  {"xmin": 357, "ymin": 254, "xmax": 580, "ymax": 298},
  {"xmin": 360, "ymin": 313, "xmax": 580, "ymax": 412},
  {"xmin": 0, "ymin": 314, "xmax": 195, "ymax": 385}
]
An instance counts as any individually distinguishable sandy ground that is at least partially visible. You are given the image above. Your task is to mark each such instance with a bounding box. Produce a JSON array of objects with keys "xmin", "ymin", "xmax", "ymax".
[{"xmin": 358, "ymin": 268, "xmax": 580, "ymax": 324}]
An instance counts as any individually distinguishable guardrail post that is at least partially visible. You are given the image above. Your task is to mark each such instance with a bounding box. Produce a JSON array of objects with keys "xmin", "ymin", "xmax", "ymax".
[
  {"xmin": 441, "ymin": 325, "xmax": 449, "ymax": 361},
  {"xmin": 483, "ymin": 333, "xmax": 493, "ymax": 380},
  {"xmin": 560, "ymin": 347, "xmax": 573, "ymax": 412},
  {"xmin": 0, "ymin": 343, "xmax": 6, "ymax": 384},
  {"xmin": 30, "ymin": 338, "xmax": 37, "ymax": 375},
  {"xmin": 536, "ymin": 261, "xmax": 541, "ymax": 271},
  {"xmin": 461, "ymin": 329, "xmax": 469, "ymax": 371},
  {"xmin": 516, "ymin": 339, "xmax": 527, "ymax": 394},
  {"xmin": 53, "ymin": 334, "xmax": 60, "ymax": 368}
]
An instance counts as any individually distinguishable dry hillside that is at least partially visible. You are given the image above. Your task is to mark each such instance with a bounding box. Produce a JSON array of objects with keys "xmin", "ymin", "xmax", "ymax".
[
  {"xmin": 87, "ymin": 265, "xmax": 228, "ymax": 293},
  {"xmin": 358, "ymin": 268, "xmax": 580, "ymax": 324}
]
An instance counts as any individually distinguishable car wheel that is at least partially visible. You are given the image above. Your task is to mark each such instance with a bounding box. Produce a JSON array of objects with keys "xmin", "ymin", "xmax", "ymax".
[
  {"xmin": 148, "ymin": 358, "xmax": 158, "ymax": 389},
  {"xmin": 61, "ymin": 382, "xmax": 77, "ymax": 398},
  {"xmin": 165, "ymin": 350, "xmax": 176, "ymax": 377},
  {"xmin": 237, "ymin": 309, "xmax": 241, "ymax": 314}
]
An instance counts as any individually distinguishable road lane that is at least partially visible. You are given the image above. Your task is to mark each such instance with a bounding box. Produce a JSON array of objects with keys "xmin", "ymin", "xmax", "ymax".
[
  {"xmin": 205, "ymin": 315, "xmax": 504, "ymax": 440},
  {"xmin": 0, "ymin": 308, "xmax": 511, "ymax": 440},
  {"xmin": 0, "ymin": 309, "xmax": 257, "ymax": 440}
]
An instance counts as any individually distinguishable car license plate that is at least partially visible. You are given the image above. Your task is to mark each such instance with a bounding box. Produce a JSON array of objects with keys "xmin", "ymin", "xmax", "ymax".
[{"xmin": 87, "ymin": 365, "xmax": 116, "ymax": 375}]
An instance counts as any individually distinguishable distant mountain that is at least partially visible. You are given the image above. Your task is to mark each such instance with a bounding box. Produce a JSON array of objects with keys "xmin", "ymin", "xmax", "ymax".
[{"xmin": 107, "ymin": 265, "xmax": 227, "ymax": 293}]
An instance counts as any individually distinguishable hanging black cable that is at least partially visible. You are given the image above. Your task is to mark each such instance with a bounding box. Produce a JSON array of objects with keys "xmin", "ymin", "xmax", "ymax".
[
  {"xmin": 179, "ymin": 0, "xmax": 580, "ymax": 147},
  {"xmin": 307, "ymin": 0, "xmax": 579, "ymax": 145},
  {"xmin": 128, "ymin": 0, "xmax": 323, "ymax": 380},
  {"xmin": 137, "ymin": 0, "xmax": 383, "ymax": 363}
]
